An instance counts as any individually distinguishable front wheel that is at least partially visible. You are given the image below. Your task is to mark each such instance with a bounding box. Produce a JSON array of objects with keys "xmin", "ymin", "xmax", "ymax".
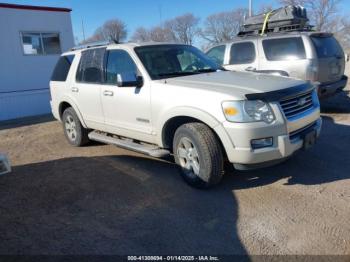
[{"xmin": 173, "ymin": 123, "xmax": 224, "ymax": 189}]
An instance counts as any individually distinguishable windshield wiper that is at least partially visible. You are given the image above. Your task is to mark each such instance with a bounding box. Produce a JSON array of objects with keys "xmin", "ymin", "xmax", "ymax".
[{"xmin": 195, "ymin": 68, "xmax": 219, "ymax": 73}]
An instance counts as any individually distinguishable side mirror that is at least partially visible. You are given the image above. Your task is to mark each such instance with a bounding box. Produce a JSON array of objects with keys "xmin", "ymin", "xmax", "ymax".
[{"xmin": 117, "ymin": 72, "xmax": 143, "ymax": 88}]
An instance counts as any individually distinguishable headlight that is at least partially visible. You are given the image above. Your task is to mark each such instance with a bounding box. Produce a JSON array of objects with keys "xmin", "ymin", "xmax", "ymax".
[{"xmin": 222, "ymin": 100, "xmax": 275, "ymax": 124}]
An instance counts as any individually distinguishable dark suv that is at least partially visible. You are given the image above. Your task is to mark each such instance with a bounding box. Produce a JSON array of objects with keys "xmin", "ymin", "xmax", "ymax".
[{"xmin": 206, "ymin": 32, "xmax": 348, "ymax": 98}]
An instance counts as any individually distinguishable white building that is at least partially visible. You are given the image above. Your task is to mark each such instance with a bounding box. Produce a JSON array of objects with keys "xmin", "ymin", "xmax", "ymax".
[{"xmin": 0, "ymin": 3, "xmax": 74, "ymax": 121}]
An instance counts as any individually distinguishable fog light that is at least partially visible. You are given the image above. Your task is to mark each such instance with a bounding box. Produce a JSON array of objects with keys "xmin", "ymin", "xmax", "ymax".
[{"xmin": 251, "ymin": 137, "xmax": 273, "ymax": 149}]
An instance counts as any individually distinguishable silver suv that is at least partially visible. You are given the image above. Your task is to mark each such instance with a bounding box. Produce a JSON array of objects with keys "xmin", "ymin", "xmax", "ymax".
[
  {"xmin": 50, "ymin": 42, "xmax": 321, "ymax": 188},
  {"xmin": 206, "ymin": 31, "xmax": 348, "ymax": 98}
]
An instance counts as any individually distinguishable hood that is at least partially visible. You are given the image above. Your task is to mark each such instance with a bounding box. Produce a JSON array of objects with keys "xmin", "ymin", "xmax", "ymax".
[{"xmin": 160, "ymin": 71, "xmax": 309, "ymax": 99}]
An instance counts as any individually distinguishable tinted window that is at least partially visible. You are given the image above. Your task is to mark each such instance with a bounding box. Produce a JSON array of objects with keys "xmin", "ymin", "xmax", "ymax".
[
  {"xmin": 51, "ymin": 55, "xmax": 75, "ymax": 82},
  {"xmin": 311, "ymin": 36, "xmax": 343, "ymax": 58},
  {"xmin": 230, "ymin": 42, "xmax": 256, "ymax": 64},
  {"xmin": 76, "ymin": 48, "xmax": 105, "ymax": 83},
  {"xmin": 206, "ymin": 45, "xmax": 226, "ymax": 65},
  {"xmin": 106, "ymin": 50, "xmax": 138, "ymax": 84},
  {"xmin": 135, "ymin": 45, "xmax": 220, "ymax": 80},
  {"xmin": 263, "ymin": 37, "xmax": 306, "ymax": 61}
]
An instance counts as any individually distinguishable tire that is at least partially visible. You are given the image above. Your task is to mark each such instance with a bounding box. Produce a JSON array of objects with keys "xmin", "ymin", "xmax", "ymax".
[
  {"xmin": 62, "ymin": 107, "xmax": 89, "ymax": 147},
  {"xmin": 173, "ymin": 123, "xmax": 224, "ymax": 189}
]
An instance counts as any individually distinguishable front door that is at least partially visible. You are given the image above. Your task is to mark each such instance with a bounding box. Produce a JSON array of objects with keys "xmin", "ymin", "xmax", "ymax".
[{"xmin": 101, "ymin": 49, "xmax": 153, "ymax": 143}]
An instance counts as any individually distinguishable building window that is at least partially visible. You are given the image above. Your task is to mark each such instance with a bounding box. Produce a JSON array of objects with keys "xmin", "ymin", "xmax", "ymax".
[{"xmin": 21, "ymin": 32, "xmax": 61, "ymax": 55}]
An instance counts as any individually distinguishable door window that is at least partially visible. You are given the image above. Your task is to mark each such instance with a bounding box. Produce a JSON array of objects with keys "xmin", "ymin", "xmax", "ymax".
[
  {"xmin": 105, "ymin": 50, "xmax": 138, "ymax": 84},
  {"xmin": 76, "ymin": 48, "xmax": 106, "ymax": 83},
  {"xmin": 230, "ymin": 42, "xmax": 256, "ymax": 64},
  {"xmin": 206, "ymin": 45, "xmax": 226, "ymax": 65}
]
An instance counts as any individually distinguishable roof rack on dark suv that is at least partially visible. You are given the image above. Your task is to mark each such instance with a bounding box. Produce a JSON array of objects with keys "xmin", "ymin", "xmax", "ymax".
[
  {"xmin": 238, "ymin": 5, "xmax": 313, "ymax": 37},
  {"xmin": 237, "ymin": 24, "xmax": 314, "ymax": 37}
]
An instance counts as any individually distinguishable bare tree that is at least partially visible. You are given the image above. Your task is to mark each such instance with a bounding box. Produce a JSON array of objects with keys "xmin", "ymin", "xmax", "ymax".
[
  {"xmin": 131, "ymin": 13, "xmax": 199, "ymax": 44},
  {"xmin": 86, "ymin": 19, "xmax": 127, "ymax": 43},
  {"xmin": 148, "ymin": 26, "xmax": 175, "ymax": 42},
  {"xmin": 200, "ymin": 9, "xmax": 247, "ymax": 45},
  {"xmin": 279, "ymin": 0, "xmax": 350, "ymax": 48},
  {"xmin": 131, "ymin": 27, "xmax": 151, "ymax": 42},
  {"xmin": 279, "ymin": 0, "xmax": 341, "ymax": 31},
  {"xmin": 164, "ymin": 13, "xmax": 200, "ymax": 45}
]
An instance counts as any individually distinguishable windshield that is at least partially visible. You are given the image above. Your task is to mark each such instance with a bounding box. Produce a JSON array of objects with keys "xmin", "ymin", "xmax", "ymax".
[{"xmin": 134, "ymin": 45, "xmax": 221, "ymax": 80}]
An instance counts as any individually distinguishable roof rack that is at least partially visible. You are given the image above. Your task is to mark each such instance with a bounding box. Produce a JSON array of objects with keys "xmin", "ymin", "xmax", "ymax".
[
  {"xmin": 237, "ymin": 24, "xmax": 314, "ymax": 37},
  {"xmin": 70, "ymin": 39, "xmax": 120, "ymax": 51}
]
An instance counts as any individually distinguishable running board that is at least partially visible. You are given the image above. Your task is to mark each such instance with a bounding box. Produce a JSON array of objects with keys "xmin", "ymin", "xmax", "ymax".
[
  {"xmin": 88, "ymin": 131, "xmax": 170, "ymax": 158},
  {"xmin": 0, "ymin": 154, "xmax": 11, "ymax": 175}
]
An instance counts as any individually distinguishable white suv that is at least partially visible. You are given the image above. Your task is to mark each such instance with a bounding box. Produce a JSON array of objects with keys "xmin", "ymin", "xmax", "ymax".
[{"xmin": 50, "ymin": 42, "xmax": 321, "ymax": 188}]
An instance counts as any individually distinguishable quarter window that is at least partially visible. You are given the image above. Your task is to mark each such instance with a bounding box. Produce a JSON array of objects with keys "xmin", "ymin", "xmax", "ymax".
[
  {"xmin": 106, "ymin": 50, "xmax": 138, "ymax": 84},
  {"xmin": 230, "ymin": 42, "xmax": 256, "ymax": 64},
  {"xmin": 51, "ymin": 55, "xmax": 75, "ymax": 82},
  {"xmin": 21, "ymin": 32, "xmax": 61, "ymax": 55},
  {"xmin": 206, "ymin": 45, "xmax": 226, "ymax": 65},
  {"xmin": 76, "ymin": 48, "xmax": 106, "ymax": 83},
  {"xmin": 262, "ymin": 37, "xmax": 306, "ymax": 61}
]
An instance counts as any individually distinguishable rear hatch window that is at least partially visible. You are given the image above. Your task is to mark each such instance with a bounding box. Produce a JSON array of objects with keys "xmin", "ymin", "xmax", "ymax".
[
  {"xmin": 310, "ymin": 35, "xmax": 344, "ymax": 58},
  {"xmin": 262, "ymin": 37, "xmax": 306, "ymax": 61}
]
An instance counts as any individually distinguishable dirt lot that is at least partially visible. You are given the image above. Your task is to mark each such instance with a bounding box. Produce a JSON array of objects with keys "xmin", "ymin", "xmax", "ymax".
[{"xmin": 0, "ymin": 89, "xmax": 350, "ymax": 256}]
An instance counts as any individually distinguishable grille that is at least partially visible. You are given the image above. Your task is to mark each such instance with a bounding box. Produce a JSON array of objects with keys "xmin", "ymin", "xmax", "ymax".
[
  {"xmin": 280, "ymin": 90, "xmax": 314, "ymax": 120},
  {"xmin": 289, "ymin": 122, "xmax": 317, "ymax": 142}
]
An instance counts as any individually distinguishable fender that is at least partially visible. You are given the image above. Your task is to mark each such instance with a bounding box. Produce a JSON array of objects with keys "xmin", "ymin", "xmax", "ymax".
[
  {"xmin": 58, "ymin": 95, "xmax": 88, "ymax": 128},
  {"xmin": 156, "ymin": 107, "xmax": 234, "ymax": 156}
]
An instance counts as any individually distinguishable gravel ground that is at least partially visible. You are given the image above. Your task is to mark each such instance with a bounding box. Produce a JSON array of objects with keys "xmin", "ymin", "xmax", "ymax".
[{"xmin": 0, "ymin": 89, "xmax": 349, "ymax": 256}]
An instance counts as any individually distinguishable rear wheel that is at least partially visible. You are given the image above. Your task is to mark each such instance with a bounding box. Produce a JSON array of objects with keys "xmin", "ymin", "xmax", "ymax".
[
  {"xmin": 62, "ymin": 107, "xmax": 89, "ymax": 147},
  {"xmin": 173, "ymin": 123, "xmax": 224, "ymax": 189}
]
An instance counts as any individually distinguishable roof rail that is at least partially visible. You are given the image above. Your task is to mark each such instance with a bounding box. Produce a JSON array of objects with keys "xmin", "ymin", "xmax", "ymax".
[{"xmin": 70, "ymin": 40, "xmax": 119, "ymax": 51}]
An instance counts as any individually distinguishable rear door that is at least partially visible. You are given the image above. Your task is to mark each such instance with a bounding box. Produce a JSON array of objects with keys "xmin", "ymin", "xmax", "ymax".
[
  {"xmin": 72, "ymin": 48, "xmax": 106, "ymax": 130},
  {"xmin": 225, "ymin": 40, "xmax": 258, "ymax": 72},
  {"xmin": 310, "ymin": 34, "xmax": 345, "ymax": 84}
]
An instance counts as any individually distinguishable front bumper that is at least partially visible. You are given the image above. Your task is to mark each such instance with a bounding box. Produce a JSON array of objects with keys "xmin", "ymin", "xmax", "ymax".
[
  {"xmin": 318, "ymin": 75, "xmax": 348, "ymax": 99},
  {"xmin": 217, "ymin": 107, "xmax": 321, "ymax": 170}
]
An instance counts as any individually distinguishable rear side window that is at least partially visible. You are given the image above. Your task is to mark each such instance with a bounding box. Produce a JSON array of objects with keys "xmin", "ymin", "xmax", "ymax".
[
  {"xmin": 230, "ymin": 42, "xmax": 256, "ymax": 64},
  {"xmin": 311, "ymin": 36, "xmax": 343, "ymax": 58},
  {"xmin": 76, "ymin": 48, "xmax": 106, "ymax": 83},
  {"xmin": 262, "ymin": 37, "xmax": 306, "ymax": 61},
  {"xmin": 106, "ymin": 50, "xmax": 138, "ymax": 84},
  {"xmin": 51, "ymin": 55, "xmax": 74, "ymax": 82},
  {"xmin": 206, "ymin": 45, "xmax": 226, "ymax": 65}
]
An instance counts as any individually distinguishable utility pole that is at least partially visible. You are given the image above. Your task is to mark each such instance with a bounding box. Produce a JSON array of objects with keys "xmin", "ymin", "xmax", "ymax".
[
  {"xmin": 158, "ymin": 4, "xmax": 163, "ymax": 26},
  {"xmin": 81, "ymin": 18, "xmax": 86, "ymax": 42},
  {"xmin": 249, "ymin": 0, "xmax": 253, "ymax": 17}
]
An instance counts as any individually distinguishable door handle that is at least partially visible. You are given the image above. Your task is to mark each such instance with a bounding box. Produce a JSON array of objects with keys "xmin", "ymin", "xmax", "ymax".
[
  {"xmin": 71, "ymin": 87, "xmax": 79, "ymax": 93},
  {"xmin": 245, "ymin": 67, "xmax": 256, "ymax": 72},
  {"xmin": 103, "ymin": 90, "xmax": 114, "ymax": 96}
]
